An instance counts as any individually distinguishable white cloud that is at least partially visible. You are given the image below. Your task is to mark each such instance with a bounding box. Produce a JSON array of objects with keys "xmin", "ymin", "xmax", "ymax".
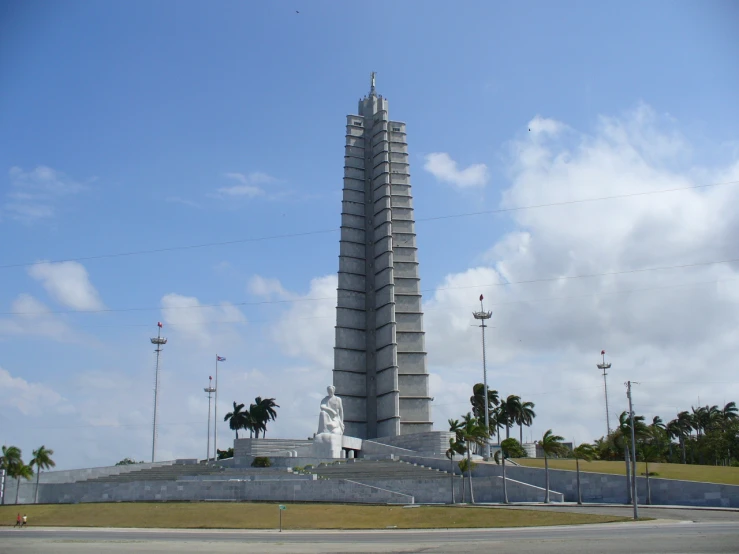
[
  {"xmin": 248, "ymin": 275, "xmax": 291, "ymax": 300},
  {"xmin": 0, "ymin": 366, "xmax": 74, "ymax": 416},
  {"xmin": 28, "ymin": 261, "xmax": 105, "ymax": 311},
  {"xmin": 527, "ymin": 115, "xmax": 567, "ymax": 137},
  {"xmin": 211, "ymin": 172, "xmax": 279, "ymax": 198},
  {"xmin": 424, "ymin": 152, "xmax": 489, "ymax": 188},
  {"xmin": 0, "ymin": 294, "xmax": 79, "ymax": 342},
  {"xmin": 4, "ymin": 166, "xmax": 86, "ymax": 223},
  {"xmin": 269, "ymin": 275, "xmax": 337, "ymax": 368},
  {"xmin": 166, "ymin": 196, "xmax": 201, "ymax": 208},
  {"xmin": 160, "ymin": 293, "xmax": 247, "ymax": 345}
]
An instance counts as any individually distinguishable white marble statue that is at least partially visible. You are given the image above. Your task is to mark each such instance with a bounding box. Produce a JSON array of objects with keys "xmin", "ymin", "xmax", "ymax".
[{"xmin": 317, "ymin": 385, "xmax": 344, "ymax": 435}]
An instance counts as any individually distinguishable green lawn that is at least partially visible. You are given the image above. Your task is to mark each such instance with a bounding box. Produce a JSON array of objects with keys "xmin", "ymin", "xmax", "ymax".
[
  {"xmin": 0, "ymin": 502, "xmax": 630, "ymax": 529},
  {"xmin": 511, "ymin": 458, "xmax": 739, "ymax": 485}
]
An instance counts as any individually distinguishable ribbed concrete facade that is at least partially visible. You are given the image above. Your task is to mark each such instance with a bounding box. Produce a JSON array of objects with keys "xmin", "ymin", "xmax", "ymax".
[{"xmin": 333, "ymin": 76, "xmax": 432, "ymax": 439}]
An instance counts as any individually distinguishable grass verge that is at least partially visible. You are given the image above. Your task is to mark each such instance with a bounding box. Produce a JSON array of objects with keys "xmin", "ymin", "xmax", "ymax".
[
  {"xmin": 0, "ymin": 502, "xmax": 630, "ymax": 529},
  {"xmin": 511, "ymin": 458, "xmax": 739, "ymax": 485}
]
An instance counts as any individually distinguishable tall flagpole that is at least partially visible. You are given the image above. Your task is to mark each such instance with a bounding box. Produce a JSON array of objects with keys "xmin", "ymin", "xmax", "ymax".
[
  {"xmin": 150, "ymin": 322, "xmax": 167, "ymax": 463},
  {"xmin": 213, "ymin": 355, "xmax": 219, "ymax": 461},
  {"xmin": 204, "ymin": 376, "xmax": 216, "ymax": 462}
]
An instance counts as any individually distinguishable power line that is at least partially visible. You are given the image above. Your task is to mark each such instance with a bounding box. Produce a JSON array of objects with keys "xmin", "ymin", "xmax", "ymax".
[
  {"xmin": 20, "ymin": 275, "xmax": 737, "ymax": 329},
  {"xmin": 3, "ymin": 255, "xmax": 737, "ymax": 316},
  {"xmin": 2, "ymin": 178, "xmax": 736, "ymax": 270}
]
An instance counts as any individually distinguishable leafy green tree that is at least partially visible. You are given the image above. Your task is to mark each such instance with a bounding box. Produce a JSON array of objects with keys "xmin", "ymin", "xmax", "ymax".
[
  {"xmin": 502, "ymin": 395, "xmax": 522, "ymax": 440},
  {"xmin": 538, "ymin": 430, "xmax": 567, "ymax": 503},
  {"xmin": 217, "ymin": 447, "xmax": 234, "ymax": 460},
  {"xmin": 457, "ymin": 413, "xmax": 487, "ymax": 504},
  {"xmin": 13, "ymin": 462, "xmax": 33, "ymax": 505},
  {"xmin": 572, "ymin": 443, "xmax": 597, "ymax": 505},
  {"xmin": 639, "ymin": 441, "xmax": 662, "ymax": 505},
  {"xmin": 501, "ymin": 438, "xmax": 527, "ymax": 458},
  {"xmin": 0, "ymin": 445, "xmax": 21, "ymax": 505},
  {"xmin": 517, "ymin": 400, "xmax": 536, "ymax": 444},
  {"xmin": 249, "ymin": 397, "xmax": 280, "ymax": 438},
  {"xmin": 445, "ymin": 437, "xmax": 464, "ymax": 504},
  {"xmin": 224, "ymin": 402, "xmax": 249, "ymax": 439},
  {"xmin": 115, "ymin": 458, "xmax": 144, "ymax": 466},
  {"xmin": 30, "ymin": 446, "xmax": 55, "ymax": 504}
]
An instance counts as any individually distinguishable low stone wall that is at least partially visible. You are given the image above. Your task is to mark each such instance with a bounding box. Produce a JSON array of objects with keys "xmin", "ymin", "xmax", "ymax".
[
  {"xmin": 397, "ymin": 455, "xmax": 739, "ymax": 508},
  {"xmin": 356, "ymin": 476, "xmax": 562, "ymax": 504},
  {"xmin": 26, "ymin": 478, "xmax": 412, "ymax": 505},
  {"xmin": 373, "ymin": 432, "xmax": 455, "ymax": 456}
]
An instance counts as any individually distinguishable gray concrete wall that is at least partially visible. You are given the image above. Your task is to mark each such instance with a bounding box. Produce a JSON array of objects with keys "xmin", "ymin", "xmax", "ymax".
[
  {"xmin": 397, "ymin": 455, "xmax": 739, "ymax": 508},
  {"xmin": 21, "ymin": 478, "xmax": 412, "ymax": 505},
  {"xmin": 374, "ymin": 432, "xmax": 454, "ymax": 457}
]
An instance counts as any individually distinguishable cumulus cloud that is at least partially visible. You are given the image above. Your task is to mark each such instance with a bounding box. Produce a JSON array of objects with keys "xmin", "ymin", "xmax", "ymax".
[
  {"xmin": 0, "ymin": 366, "xmax": 74, "ymax": 415},
  {"xmin": 212, "ymin": 172, "xmax": 278, "ymax": 198},
  {"xmin": 262, "ymin": 104, "xmax": 739, "ymax": 445},
  {"xmin": 269, "ymin": 275, "xmax": 337, "ymax": 368},
  {"xmin": 4, "ymin": 166, "xmax": 86, "ymax": 223},
  {"xmin": 248, "ymin": 275, "xmax": 291, "ymax": 300},
  {"xmin": 28, "ymin": 261, "xmax": 105, "ymax": 311},
  {"xmin": 424, "ymin": 153, "xmax": 489, "ymax": 188},
  {"xmin": 160, "ymin": 293, "xmax": 247, "ymax": 345},
  {"xmin": 0, "ymin": 294, "xmax": 79, "ymax": 341}
]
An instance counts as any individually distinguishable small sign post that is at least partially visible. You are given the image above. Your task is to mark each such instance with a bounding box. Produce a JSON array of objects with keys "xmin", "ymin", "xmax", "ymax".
[{"xmin": 278, "ymin": 504, "xmax": 286, "ymax": 532}]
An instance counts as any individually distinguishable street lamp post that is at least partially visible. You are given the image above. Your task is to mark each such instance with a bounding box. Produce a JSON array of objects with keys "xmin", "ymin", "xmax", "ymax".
[
  {"xmin": 150, "ymin": 322, "xmax": 167, "ymax": 463},
  {"xmin": 597, "ymin": 350, "xmax": 612, "ymax": 436},
  {"xmin": 473, "ymin": 294, "xmax": 493, "ymax": 459},
  {"xmin": 204, "ymin": 376, "xmax": 216, "ymax": 463}
]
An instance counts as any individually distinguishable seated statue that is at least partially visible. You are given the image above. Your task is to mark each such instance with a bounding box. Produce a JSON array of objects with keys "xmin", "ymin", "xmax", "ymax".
[{"xmin": 317, "ymin": 385, "xmax": 344, "ymax": 435}]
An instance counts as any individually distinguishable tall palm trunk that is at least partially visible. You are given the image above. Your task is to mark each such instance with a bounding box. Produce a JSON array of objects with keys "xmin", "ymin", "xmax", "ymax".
[
  {"xmin": 34, "ymin": 470, "xmax": 40, "ymax": 504},
  {"xmin": 450, "ymin": 457, "xmax": 455, "ymax": 504},
  {"xmin": 502, "ymin": 454, "xmax": 509, "ymax": 504},
  {"xmin": 506, "ymin": 424, "xmax": 510, "ymax": 440},
  {"xmin": 624, "ymin": 444, "xmax": 632, "ymax": 503},
  {"xmin": 15, "ymin": 476, "xmax": 21, "ymax": 504},
  {"xmin": 1, "ymin": 470, "xmax": 5, "ymax": 505},
  {"xmin": 576, "ymin": 458, "xmax": 582, "ymax": 505},
  {"xmin": 544, "ymin": 455, "xmax": 550, "ymax": 503},
  {"xmin": 645, "ymin": 461, "xmax": 652, "ymax": 505},
  {"xmin": 467, "ymin": 449, "xmax": 475, "ymax": 504},
  {"xmin": 519, "ymin": 424, "xmax": 523, "ymax": 445},
  {"xmin": 681, "ymin": 435, "xmax": 686, "ymax": 464}
]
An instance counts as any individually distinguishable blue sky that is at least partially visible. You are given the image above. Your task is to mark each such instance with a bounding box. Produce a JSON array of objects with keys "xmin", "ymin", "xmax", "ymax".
[{"xmin": 1, "ymin": 1, "xmax": 738, "ymax": 469}]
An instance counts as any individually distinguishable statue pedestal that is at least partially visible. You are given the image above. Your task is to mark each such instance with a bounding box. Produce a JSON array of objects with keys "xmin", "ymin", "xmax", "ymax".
[{"xmin": 312, "ymin": 433, "xmax": 343, "ymax": 458}]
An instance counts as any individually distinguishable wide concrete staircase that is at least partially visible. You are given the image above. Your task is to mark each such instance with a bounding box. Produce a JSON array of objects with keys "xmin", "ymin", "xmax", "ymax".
[
  {"xmin": 83, "ymin": 462, "xmax": 227, "ymax": 483},
  {"xmin": 306, "ymin": 459, "xmax": 454, "ymax": 480}
]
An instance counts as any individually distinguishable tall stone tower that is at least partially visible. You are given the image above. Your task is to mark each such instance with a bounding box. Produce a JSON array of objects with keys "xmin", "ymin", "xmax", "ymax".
[{"xmin": 333, "ymin": 74, "xmax": 433, "ymax": 439}]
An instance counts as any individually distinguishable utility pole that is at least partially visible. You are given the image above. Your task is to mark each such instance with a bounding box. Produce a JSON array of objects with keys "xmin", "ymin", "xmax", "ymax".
[
  {"xmin": 473, "ymin": 294, "xmax": 493, "ymax": 459},
  {"xmin": 626, "ymin": 380, "xmax": 639, "ymax": 520},
  {"xmin": 213, "ymin": 355, "xmax": 225, "ymax": 460},
  {"xmin": 150, "ymin": 322, "xmax": 167, "ymax": 463},
  {"xmin": 597, "ymin": 350, "xmax": 612, "ymax": 436},
  {"xmin": 204, "ymin": 376, "xmax": 216, "ymax": 463}
]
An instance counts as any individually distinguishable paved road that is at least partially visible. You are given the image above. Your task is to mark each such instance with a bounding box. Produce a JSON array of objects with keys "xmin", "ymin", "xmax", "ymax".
[{"xmin": 1, "ymin": 507, "xmax": 737, "ymax": 553}]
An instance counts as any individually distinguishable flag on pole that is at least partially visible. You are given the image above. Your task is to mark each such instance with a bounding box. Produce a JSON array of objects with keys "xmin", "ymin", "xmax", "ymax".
[
  {"xmin": 601, "ymin": 350, "xmax": 605, "ymax": 355},
  {"xmin": 157, "ymin": 322, "xmax": 163, "ymax": 328},
  {"xmin": 217, "ymin": 356, "xmax": 226, "ymax": 362},
  {"xmin": 479, "ymin": 294, "xmax": 484, "ymax": 301}
]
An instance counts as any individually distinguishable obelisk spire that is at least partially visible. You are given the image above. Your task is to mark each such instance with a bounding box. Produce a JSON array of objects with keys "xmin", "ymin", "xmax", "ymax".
[{"xmin": 370, "ymin": 71, "xmax": 376, "ymax": 95}]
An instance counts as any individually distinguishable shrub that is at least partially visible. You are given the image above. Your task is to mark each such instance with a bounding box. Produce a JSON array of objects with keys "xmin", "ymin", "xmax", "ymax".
[
  {"xmin": 251, "ymin": 457, "xmax": 272, "ymax": 468},
  {"xmin": 501, "ymin": 438, "xmax": 527, "ymax": 459}
]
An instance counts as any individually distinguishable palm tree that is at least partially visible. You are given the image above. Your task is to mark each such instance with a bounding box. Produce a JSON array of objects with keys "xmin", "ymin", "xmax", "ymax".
[
  {"xmin": 470, "ymin": 384, "xmax": 499, "ymax": 449},
  {"xmin": 250, "ymin": 397, "xmax": 280, "ymax": 438},
  {"xmin": 502, "ymin": 395, "xmax": 522, "ymax": 440},
  {"xmin": 0, "ymin": 445, "xmax": 21, "ymax": 505},
  {"xmin": 538, "ymin": 429, "xmax": 567, "ymax": 503},
  {"xmin": 617, "ymin": 410, "xmax": 647, "ymax": 503},
  {"xmin": 640, "ymin": 441, "xmax": 661, "ymax": 505},
  {"xmin": 458, "ymin": 413, "xmax": 487, "ymax": 504},
  {"xmin": 676, "ymin": 411, "xmax": 693, "ymax": 464},
  {"xmin": 722, "ymin": 401, "xmax": 738, "ymax": 422},
  {"xmin": 445, "ymin": 436, "xmax": 464, "ymax": 504},
  {"xmin": 518, "ymin": 400, "xmax": 536, "ymax": 445},
  {"xmin": 572, "ymin": 443, "xmax": 597, "ymax": 505},
  {"xmin": 30, "ymin": 446, "xmax": 55, "ymax": 504},
  {"xmin": 224, "ymin": 402, "xmax": 248, "ymax": 439},
  {"xmin": 13, "ymin": 462, "xmax": 33, "ymax": 505}
]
